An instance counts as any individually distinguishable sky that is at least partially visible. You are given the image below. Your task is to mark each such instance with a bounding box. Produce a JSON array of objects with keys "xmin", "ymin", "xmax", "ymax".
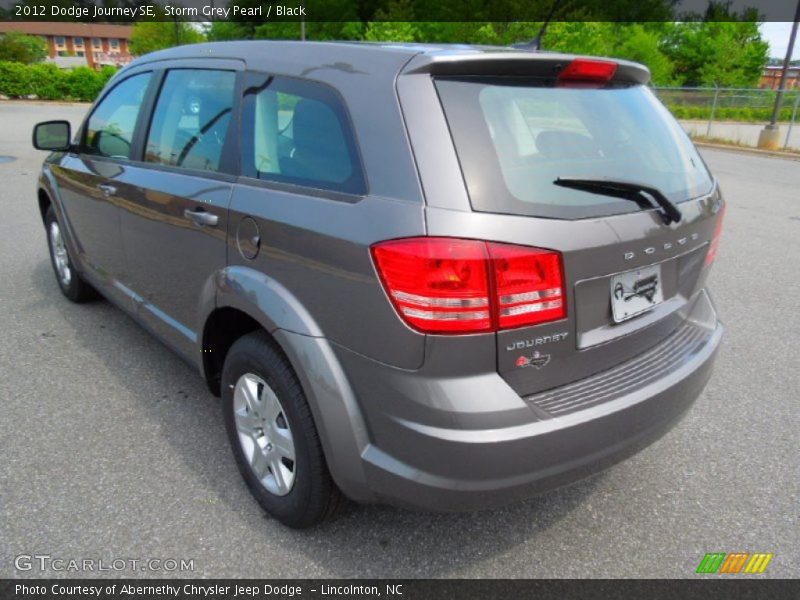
[{"xmin": 761, "ymin": 22, "xmax": 800, "ymax": 60}]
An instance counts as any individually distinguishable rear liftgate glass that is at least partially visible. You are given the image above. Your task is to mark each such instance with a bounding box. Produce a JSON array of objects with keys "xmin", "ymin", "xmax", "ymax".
[{"xmin": 382, "ymin": 59, "xmax": 726, "ymax": 399}]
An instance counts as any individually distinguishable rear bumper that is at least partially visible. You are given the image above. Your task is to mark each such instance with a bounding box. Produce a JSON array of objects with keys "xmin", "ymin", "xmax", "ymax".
[{"xmin": 327, "ymin": 290, "xmax": 723, "ymax": 511}]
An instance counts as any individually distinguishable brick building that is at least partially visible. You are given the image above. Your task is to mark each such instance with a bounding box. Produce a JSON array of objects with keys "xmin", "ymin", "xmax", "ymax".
[
  {"xmin": 760, "ymin": 65, "xmax": 800, "ymax": 90},
  {"xmin": 0, "ymin": 22, "xmax": 134, "ymax": 70}
]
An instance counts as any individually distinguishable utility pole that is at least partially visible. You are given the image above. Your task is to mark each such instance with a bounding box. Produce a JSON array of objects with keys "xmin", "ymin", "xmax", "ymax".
[
  {"xmin": 758, "ymin": 0, "xmax": 800, "ymax": 149},
  {"xmin": 300, "ymin": 2, "xmax": 306, "ymax": 41}
]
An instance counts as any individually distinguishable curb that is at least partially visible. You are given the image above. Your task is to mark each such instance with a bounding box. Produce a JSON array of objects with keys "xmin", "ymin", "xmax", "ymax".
[{"xmin": 694, "ymin": 141, "xmax": 800, "ymax": 161}]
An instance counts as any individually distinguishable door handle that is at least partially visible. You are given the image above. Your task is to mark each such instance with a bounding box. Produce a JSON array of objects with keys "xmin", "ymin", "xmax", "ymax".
[
  {"xmin": 97, "ymin": 184, "xmax": 117, "ymax": 196},
  {"xmin": 184, "ymin": 208, "xmax": 219, "ymax": 227}
]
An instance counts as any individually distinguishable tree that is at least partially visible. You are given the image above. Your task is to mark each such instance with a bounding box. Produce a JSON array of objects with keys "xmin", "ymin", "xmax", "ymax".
[
  {"xmin": 251, "ymin": 21, "xmax": 364, "ymax": 41},
  {"xmin": 662, "ymin": 20, "xmax": 768, "ymax": 87},
  {"xmin": 206, "ymin": 21, "xmax": 251, "ymax": 42},
  {"xmin": 208, "ymin": 0, "xmax": 363, "ymax": 41},
  {"xmin": 541, "ymin": 22, "xmax": 616, "ymax": 56},
  {"xmin": 0, "ymin": 31, "xmax": 48, "ymax": 64},
  {"xmin": 195, "ymin": 0, "xmax": 769, "ymax": 89},
  {"xmin": 609, "ymin": 24, "xmax": 676, "ymax": 86},
  {"xmin": 129, "ymin": 22, "xmax": 204, "ymax": 56},
  {"xmin": 364, "ymin": 0, "xmax": 420, "ymax": 42}
]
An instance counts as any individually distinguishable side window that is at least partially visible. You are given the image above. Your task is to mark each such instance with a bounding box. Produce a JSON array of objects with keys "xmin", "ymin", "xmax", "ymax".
[
  {"xmin": 145, "ymin": 69, "xmax": 236, "ymax": 173},
  {"xmin": 243, "ymin": 75, "xmax": 365, "ymax": 195},
  {"xmin": 84, "ymin": 72, "xmax": 151, "ymax": 160}
]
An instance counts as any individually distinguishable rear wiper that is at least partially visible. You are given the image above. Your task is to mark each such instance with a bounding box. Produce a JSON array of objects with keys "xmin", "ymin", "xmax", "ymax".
[{"xmin": 554, "ymin": 177, "xmax": 682, "ymax": 225}]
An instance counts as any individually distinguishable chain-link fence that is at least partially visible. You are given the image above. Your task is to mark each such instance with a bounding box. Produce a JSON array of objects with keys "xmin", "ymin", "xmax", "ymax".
[{"xmin": 652, "ymin": 86, "xmax": 800, "ymax": 151}]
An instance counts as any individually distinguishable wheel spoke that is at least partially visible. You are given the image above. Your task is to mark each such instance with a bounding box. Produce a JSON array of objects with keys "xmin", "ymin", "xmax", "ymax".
[
  {"xmin": 250, "ymin": 448, "xmax": 270, "ymax": 479},
  {"xmin": 270, "ymin": 458, "xmax": 289, "ymax": 493},
  {"xmin": 271, "ymin": 428, "xmax": 295, "ymax": 461},
  {"xmin": 262, "ymin": 386, "xmax": 283, "ymax": 426},
  {"xmin": 241, "ymin": 376, "xmax": 261, "ymax": 414},
  {"xmin": 235, "ymin": 411, "xmax": 260, "ymax": 436}
]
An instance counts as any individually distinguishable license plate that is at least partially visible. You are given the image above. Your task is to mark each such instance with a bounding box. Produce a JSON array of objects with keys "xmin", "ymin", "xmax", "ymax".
[{"xmin": 610, "ymin": 264, "xmax": 664, "ymax": 323}]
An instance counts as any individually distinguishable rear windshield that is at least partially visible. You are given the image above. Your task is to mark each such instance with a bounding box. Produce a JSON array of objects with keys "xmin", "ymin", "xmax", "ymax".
[{"xmin": 435, "ymin": 77, "xmax": 714, "ymax": 220}]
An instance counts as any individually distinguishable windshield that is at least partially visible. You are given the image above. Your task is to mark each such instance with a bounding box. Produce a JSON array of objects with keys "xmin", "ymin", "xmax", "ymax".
[{"xmin": 435, "ymin": 77, "xmax": 714, "ymax": 220}]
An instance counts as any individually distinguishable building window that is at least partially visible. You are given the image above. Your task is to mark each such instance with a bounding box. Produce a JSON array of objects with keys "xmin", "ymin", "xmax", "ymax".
[
  {"xmin": 109, "ymin": 39, "xmax": 119, "ymax": 52},
  {"xmin": 76, "ymin": 51, "xmax": 85, "ymax": 57},
  {"xmin": 55, "ymin": 37, "xmax": 65, "ymax": 47},
  {"xmin": 92, "ymin": 38, "xmax": 101, "ymax": 49},
  {"xmin": 74, "ymin": 37, "xmax": 84, "ymax": 47}
]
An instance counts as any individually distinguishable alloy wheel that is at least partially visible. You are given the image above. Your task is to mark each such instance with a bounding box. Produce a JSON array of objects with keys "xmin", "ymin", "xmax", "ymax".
[
  {"xmin": 49, "ymin": 221, "xmax": 71, "ymax": 287},
  {"xmin": 232, "ymin": 373, "xmax": 296, "ymax": 496}
]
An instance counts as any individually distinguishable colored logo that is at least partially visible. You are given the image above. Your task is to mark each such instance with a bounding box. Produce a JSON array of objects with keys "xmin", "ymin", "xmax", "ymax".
[
  {"xmin": 515, "ymin": 351, "xmax": 551, "ymax": 369},
  {"xmin": 696, "ymin": 552, "xmax": 773, "ymax": 574}
]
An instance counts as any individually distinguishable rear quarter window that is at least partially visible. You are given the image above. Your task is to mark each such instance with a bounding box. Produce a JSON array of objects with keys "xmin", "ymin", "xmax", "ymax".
[
  {"xmin": 241, "ymin": 75, "xmax": 365, "ymax": 196},
  {"xmin": 435, "ymin": 77, "xmax": 714, "ymax": 220}
]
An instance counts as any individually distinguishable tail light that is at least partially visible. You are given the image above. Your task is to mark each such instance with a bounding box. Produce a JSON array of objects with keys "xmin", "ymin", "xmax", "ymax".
[
  {"xmin": 369, "ymin": 238, "xmax": 491, "ymax": 333},
  {"xmin": 488, "ymin": 243, "xmax": 565, "ymax": 329},
  {"xmin": 371, "ymin": 238, "xmax": 565, "ymax": 334},
  {"xmin": 558, "ymin": 59, "xmax": 617, "ymax": 85},
  {"xmin": 705, "ymin": 203, "xmax": 726, "ymax": 266}
]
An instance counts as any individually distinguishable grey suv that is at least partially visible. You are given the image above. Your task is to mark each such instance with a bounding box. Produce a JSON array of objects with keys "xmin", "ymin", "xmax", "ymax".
[{"xmin": 33, "ymin": 42, "xmax": 724, "ymax": 528}]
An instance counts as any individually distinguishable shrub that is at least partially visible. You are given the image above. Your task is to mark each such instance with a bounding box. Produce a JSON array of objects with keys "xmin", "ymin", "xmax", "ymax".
[
  {"xmin": 717, "ymin": 107, "xmax": 733, "ymax": 120},
  {"xmin": 0, "ymin": 61, "xmax": 32, "ymax": 97},
  {"xmin": 28, "ymin": 63, "xmax": 69, "ymax": 100},
  {"xmin": 63, "ymin": 67, "xmax": 106, "ymax": 102},
  {"xmin": 0, "ymin": 61, "xmax": 117, "ymax": 101},
  {"xmin": 688, "ymin": 106, "xmax": 706, "ymax": 119},
  {"xmin": 665, "ymin": 100, "xmax": 798, "ymax": 123},
  {"xmin": 98, "ymin": 66, "xmax": 117, "ymax": 86},
  {"xmin": 670, "ymin": 105, "xmax": 687, "ymax": 118}
]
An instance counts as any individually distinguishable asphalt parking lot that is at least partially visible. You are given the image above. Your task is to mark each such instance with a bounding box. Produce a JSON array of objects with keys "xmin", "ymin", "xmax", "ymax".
[{"xmin": 0, "ymin": 101, "xmax": 798, "ymax": 579}]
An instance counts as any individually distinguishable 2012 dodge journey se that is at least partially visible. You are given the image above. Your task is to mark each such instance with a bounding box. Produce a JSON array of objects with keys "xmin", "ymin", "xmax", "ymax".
[{"xmin": 32, "ymin": 41, "xmax": 724, "ymax": 528}]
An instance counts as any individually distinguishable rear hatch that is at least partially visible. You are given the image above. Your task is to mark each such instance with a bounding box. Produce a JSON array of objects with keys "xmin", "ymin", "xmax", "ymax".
[{"xmin": 431, "ymin": 57, "xmax": 724, "ymax": 398}]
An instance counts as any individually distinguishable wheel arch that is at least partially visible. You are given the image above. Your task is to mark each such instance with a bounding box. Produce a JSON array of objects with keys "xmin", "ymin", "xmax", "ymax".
[
  {"xmin": 38, "ymin": 187, "xmax": 52, "ymax": 225},
  {"xmin": 37, "ymin": 167, "xmax": 63, "ymax": 227},
  {"xmin": 201, "ymin": 306, "xmax": 264, "ymax": 396},
  {"xmin": 201, "ymin": 267, "xmax": 374, "ymax": 502},
  {"xmin": 201, "ymin": 265, "xmax": 325, "ymax": 394}
]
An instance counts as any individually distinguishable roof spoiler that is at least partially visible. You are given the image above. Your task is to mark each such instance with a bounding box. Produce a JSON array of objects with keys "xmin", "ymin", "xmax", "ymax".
[{"xmin": 401, "ymin": 53, "xmax": 651, "ymax": 86}]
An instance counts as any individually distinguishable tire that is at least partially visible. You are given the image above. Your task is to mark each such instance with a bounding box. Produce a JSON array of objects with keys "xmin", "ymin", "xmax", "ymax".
[
  {"xmin": 44, "ymin": 206, "xmax": 98, "ymax": 303},
  {"xmin": 222, "ymin": 331, "xmax": 346, "ymax": 528}
]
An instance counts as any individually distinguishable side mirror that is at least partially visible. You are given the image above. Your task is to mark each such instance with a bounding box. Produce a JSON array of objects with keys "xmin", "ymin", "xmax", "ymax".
[{"xmin": 33, "ymin": 120, "xmax": 72, "ymax": 151}]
